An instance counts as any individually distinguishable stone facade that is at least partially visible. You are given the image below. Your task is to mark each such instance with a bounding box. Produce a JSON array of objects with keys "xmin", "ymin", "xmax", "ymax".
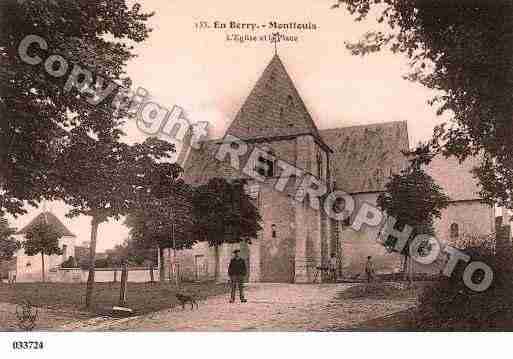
[{"xmin": 167, "ymin": 54, "xmax": 494, "ymax": 283}]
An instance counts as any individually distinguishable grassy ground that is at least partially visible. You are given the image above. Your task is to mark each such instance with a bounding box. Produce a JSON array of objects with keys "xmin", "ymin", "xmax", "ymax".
[
  {"xmin": 0, "ymin": 281, "xmax": 229, "ymax": 317},
  {"xmin": 337, "ymin": 282, "xmax": 419, "ymax": 301},
  {"xmin": 352, "ymin": 308, "xmax": 416, "ymax": 330},
  {"xmin": 349, "ymin": 282, "xmax": 513, "ymax": 331},
  {"xmin": 335, "ymin": 282, "xmax": 420, "ymax": 331}
]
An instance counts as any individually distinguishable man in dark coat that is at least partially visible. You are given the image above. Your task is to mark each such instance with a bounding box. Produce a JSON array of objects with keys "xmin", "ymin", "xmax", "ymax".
[{"xmin": 228, "ymin": 249, "xmax": 247, "ymax": 303}]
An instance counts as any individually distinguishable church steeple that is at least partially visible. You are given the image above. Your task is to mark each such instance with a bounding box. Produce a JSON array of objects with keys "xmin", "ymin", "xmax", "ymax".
[{"xmin": 225, "ymin": 55, "xmax": 323, "ymax": 143}]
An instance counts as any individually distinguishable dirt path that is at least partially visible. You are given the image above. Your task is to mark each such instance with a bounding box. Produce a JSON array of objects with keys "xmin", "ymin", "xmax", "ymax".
[{"xmin": 61, "ymin": 283, "xmax": 416, "ymax": 331}]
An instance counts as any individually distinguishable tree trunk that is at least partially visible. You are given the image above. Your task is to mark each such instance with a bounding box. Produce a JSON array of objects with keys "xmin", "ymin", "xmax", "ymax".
[
  {"xmin": 173, "ymin": 247, "xmax": 179, "ymax": 287},
  {"xmin": 41, "ymin": 252, "xmax": 45, "ymax": 283},
  {"xmin": 214, "ymin": 244, "xmax": 220, "ymax": 281},
  {"xmin": 85, "ymin": 218, "xmax": 100, "ymax": 308},
  {"xmin": 159, "ymin": 246, "xmax": 165, "ymax": 282},
  {"xmin": 408, "ymin": 257, "xmax": 413, "ymax": 284}
]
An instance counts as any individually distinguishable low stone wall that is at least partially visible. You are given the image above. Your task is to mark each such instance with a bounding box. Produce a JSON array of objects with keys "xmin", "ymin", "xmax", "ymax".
[{"xmin": 42, "ymin": 267, "xmax": 157, "ymax": 283}]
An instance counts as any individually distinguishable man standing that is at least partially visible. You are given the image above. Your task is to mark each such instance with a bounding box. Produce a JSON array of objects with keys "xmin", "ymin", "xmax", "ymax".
[
  {"xmin": 329, "ymin": 252, "xmax": 338, "ymax": 282},
  {"xmin": 365, "ymin": 256, "xmax": 374, "ymax": 282},
  {"xmin": 228, "ymin": 249, "xmax": 247, "ymax": 303}
]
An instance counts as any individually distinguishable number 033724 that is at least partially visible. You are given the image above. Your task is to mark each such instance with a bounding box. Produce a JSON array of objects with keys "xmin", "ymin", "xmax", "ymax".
[{"xmin": 12, "ymin": 341, "xmax": 44, "ymax": 350}]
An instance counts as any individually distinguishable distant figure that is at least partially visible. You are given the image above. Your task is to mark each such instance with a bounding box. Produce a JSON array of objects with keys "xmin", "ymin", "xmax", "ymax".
[
  {"xmin": 228, "ymin": 249, "xmax": 247, "ymax": 303},
  {"xmin": 365, "ymin": 256, "xmax": 374, "ymax": 282},
  {"xmin": 329, "ymin": 253, "xmax": 337, "ymax": 282}
]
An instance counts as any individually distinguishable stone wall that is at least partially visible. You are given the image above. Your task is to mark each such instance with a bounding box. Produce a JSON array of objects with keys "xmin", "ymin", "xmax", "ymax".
[
  {"xmin": 339, "ymin": 192, "xmax": 402, "ymax": 276},
  {"xmin": 338, "ymin": 195, "xmax": 495, "ymax": 277},
  {"xmin": 294, "ymin": 135, "xmax": 324, "ymax": 283},
  {"xmin": 259, "ymin": 184, "xmax": 295, "ymax": 282},
  {"xmin": 165, "ymin": 241, "xmax": 257, "ymax": 283},
  {"xmin": 15, "ymin": 267, "xmax": 154, "ymax": 283},
  {"xmin": 433, "ymin": 201, "xmax": 495, "ymax": 246}
]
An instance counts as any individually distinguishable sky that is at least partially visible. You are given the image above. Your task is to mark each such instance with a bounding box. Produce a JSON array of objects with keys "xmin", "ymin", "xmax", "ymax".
[{"xmin": 9, "ymin": 0, "xmax": 449, "ymax": 251}]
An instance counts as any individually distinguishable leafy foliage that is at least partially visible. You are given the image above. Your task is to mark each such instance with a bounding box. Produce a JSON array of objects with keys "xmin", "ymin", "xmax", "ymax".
[
  {"xmin": 334, "ymin": 0, "xmax": 513, "ymax": 208},
  {"xmin": 23, "ymin": 221, "xmax": 63, "ymax": 281},
  {"xmin": 106, "ymin": 239, "xmax": 157, "ymax": 267},
  {"xmin": 193, "ymin": 178, "xmax": 262, "ymax": 247},
  {"xmin": 55, "ymin": 132, "xmax": 176, "ymax": 305},
  {"xmin": 416, "ymin": 241, "xmax": 513, "ymax": 330},
  {"xmin": 0, "ymin": 218, "xmax": 20, "ymax": 261},
  {"xmin": 377, "ymin": 165, "xmax": 450, "ymax": 256},
  {"xmin": 22, "ymin": 221, "xmax": 63, "ymax": 257},
  {"xmin": 126, "ymin": 177, "xmax": 196, "ymax": 254},
  {"xmin": 56, "ymin": 135, "xmax": 177, "ymax": 223},
  {"xmin": 0, "ymin": 0, "xmax": 154, "ymax": 217}
]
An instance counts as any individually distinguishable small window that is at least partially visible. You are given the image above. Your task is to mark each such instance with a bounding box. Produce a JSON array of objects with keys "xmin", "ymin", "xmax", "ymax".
[
  {"xmin": 271, "ymin": 224, "xmax": 277, "ymax": 238},
  {"xmin": 333, "ymin": 198, "xmax": 345, "ymax": 214},
  {"xmin": 450, "ymin": 223, "xmax": 459, "ymax": 239},
  {"xmin": 245, "ymin": 184, "xmax": 260, "ymax": 201},
  {"xmin": 256, "ymin": 149, "xmax": 275, "ymax": 178}
]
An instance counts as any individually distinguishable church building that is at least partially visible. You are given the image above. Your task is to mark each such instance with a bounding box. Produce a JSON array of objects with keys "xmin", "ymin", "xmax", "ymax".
[{"xmin": 164, "ymin": 55, "xmax": 496, "ymax": 283}]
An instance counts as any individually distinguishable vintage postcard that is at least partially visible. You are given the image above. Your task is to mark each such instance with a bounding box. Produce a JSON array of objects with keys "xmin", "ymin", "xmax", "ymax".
[{"xmin": 1, "ymin": 0, "xmax": 512, "ymax": 356}]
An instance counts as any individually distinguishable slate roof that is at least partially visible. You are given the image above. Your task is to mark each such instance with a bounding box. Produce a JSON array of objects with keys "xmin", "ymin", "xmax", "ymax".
[
  {"xmin": 321, "ymin": 121, "xmax": 410, "ymax": 193},
  {"xmin": 182, "ymin": 140, "xmax": 251, "ymax": 186},
  {"xmin": 183, "ymin": 55, "xmax": 482, "ymax": 201},
  {"xmin": 225, "ymin": 54, "xmax": 324, "ymax": 143},
  {"xmin": 425, "ymin": 154, "xmax": 482, "ymax": 201},
  {"xmin": 17, "ymin": 211, "xmax": 76, "ymax": 237}
]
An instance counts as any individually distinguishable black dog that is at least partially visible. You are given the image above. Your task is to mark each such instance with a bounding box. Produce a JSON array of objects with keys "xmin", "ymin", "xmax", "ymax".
[{"xmin": 175, "ymin": 293, "xmax": 199, "ymax": 310}]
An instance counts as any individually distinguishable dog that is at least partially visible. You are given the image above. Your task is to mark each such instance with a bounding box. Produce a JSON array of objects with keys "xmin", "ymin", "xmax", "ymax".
[{"xmin": 175, "ymin": 293, "xmax": 199, "ymax": 310}]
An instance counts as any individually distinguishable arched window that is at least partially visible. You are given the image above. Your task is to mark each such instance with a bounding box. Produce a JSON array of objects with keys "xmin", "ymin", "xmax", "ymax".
[
  {"xmin": 316, "ymin": 150, "xmax": 323, "ymax": 179},
  {"xmin": 256, "ymin": 148, "xmax": 275, "ymax": 178},
  {"xmin": 450, "ymin": 223, "xmax": 459, "ymax": 239}
]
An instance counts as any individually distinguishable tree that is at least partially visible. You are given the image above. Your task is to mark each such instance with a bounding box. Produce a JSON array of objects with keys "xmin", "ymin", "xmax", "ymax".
[
  {"xmin": 0, "ymin": 0, "xmax": 160, "ymax": 305},
  {"xmin": 126, "ymin": 177, "xmax": 196, "ymax": 283},
  {"xmin": 106, "ymin": 239, "xmax": 157, "ymax": 267},
  {"xmin": 23, "ymin": 222, "xmax": 63, "ymax": 282},
  {"xmin": 376, "ymin": 163, "xmax": 450, "ymax": 279},
  {"xmin": 333, "ymin": 1, "xmax": 513, "ymax": 208},
  {"xmin": 0, "ymin": 218, "xmax": 20, "ymax": 265},
  {"xmin": 193, "ymin": 178, "xmax": 262, "ymax": 281},
  {"xmin": 0, "ymin": 0, "xmax": 155, "ymax": 217},
  {"xmin": 56, "ymin": 133, "xmax": 176, "ymax": 307}
]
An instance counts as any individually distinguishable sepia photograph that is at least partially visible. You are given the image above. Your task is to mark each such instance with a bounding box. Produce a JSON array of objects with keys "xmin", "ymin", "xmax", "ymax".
[{"xmin": 1, "ymin": 0, "xmax": 512, "ymax": 357}]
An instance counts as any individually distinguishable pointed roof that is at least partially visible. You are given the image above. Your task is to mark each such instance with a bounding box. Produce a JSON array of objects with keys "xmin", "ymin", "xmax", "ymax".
[
  {"xmin": 225, "ymin": 55, "xmax": 323, "ymax": 143},
  {"xmin": 16, "ymin": 211, "xmax": 76, "ymax": 237}
]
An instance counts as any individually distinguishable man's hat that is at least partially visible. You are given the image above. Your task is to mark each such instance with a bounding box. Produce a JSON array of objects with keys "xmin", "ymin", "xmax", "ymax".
[{"xmin": 233, "ymin": 249, "xmax": 240, "ymax": 254}]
